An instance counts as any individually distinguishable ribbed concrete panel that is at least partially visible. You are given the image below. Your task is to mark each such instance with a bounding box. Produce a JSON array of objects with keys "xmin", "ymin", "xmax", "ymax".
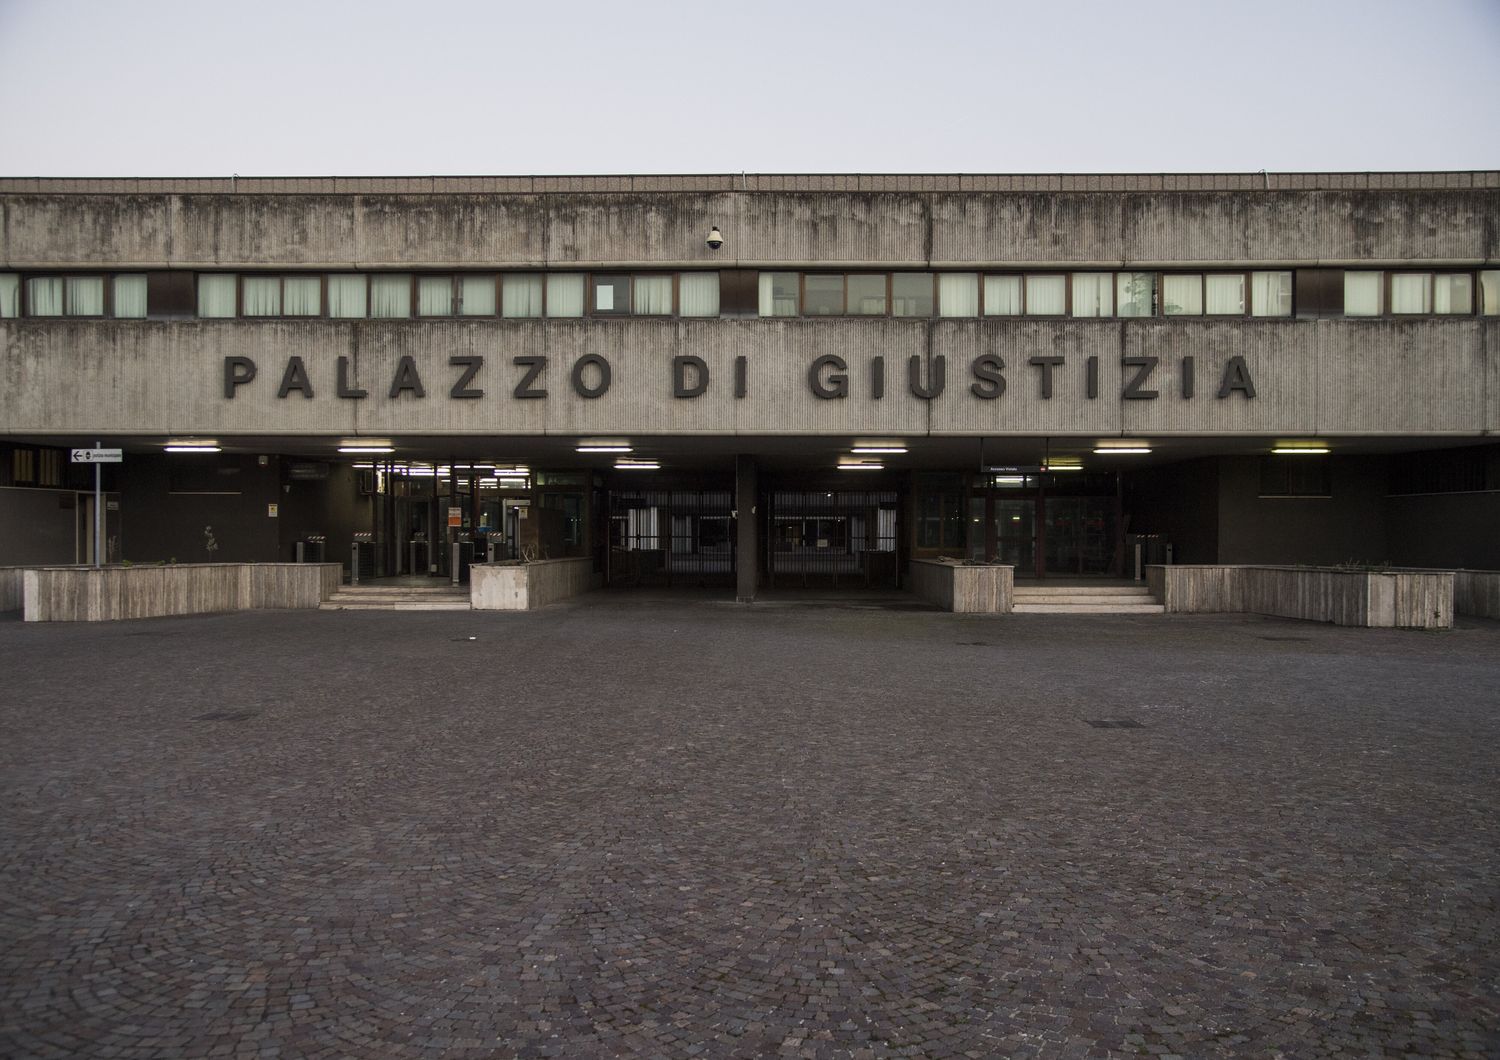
[
  {"xmin": 0, "ymin": 321, "xmax": 358, "ymax": 435},
  {"xmin": 734, "ymin": 194, "xmax": 927, "ymax": 265},
  {"xmin": 928, "ymin": 321, "xmax": 1124, "ymax": 435},
  {"xmin": 929, "ymin": 194, "xmax": 1124, "ymax": 265},
  {"xmin": 3, "ymin": 195, "xmax": 172, "ymax": 267},
  {"xmin": 1312, "ymin": 192, "xmax": 1493, "ymax": 264},
  {"xmin": 1122, "ymin": 194, "xmax": 1253, "ymax": 266},
  {"xmin": 1121, "ymin": 321, "xmax": 1316, "ymax": 435},
  {"xmin": 545, "ymin": 194, "xmax": 738, "ymax": 267},
  {"xmin": 354, "ymin": 196, "xmax": 546, "ymax": 267},
  {"xmin": 172, "ymin": 196, "xmax": 358, "ymax": 267},
  {"xmin": 1316, "ymin": 320, "xmax": 1486, "ymax": 434},
  {"xmin": 351, "ymin": 322, "xmax": 550, "ymax": 437},
  {"xmin": 1240, "ymin": 194, "xmax": 1323, "ymax": 263},
  {"xmin": 1488, "ymin": 323, "xmax": 1500, "ymax": 433},
  {"xmin": 543, "ymin": 320, "xmax": 697, "ymax": 437},
  {"xmin": 719, "ymin": 320, "xmax": 931, "ymax": 436}
]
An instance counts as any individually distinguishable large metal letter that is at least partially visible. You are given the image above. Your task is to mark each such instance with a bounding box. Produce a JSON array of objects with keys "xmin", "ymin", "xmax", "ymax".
[
  {"xmin": 336, "ymin": 356, "xmax": 368, "ymax": 399},
  {"xmin": 908, "ymin": 355, "xmax": 946, "ymax": 400},
  {"xmin": 808, "ymin": 355, "xmax": 849, "ymax": 399},
  {"xmin": 277, "ymin": 356, "xmax": 315, "ymax": 399},
  {"xmin": 512, "ymin": 356, "xmax": 547, "ymax": 399},
  {"xmin": 389, "ymin": 356, "xmax": 426, "ymax": 399},
  {"xmin": 571, "ymin": 354, "xmax": 611, "ymax": 399},
  {"xmin": 223, "ymin": 356, "xmax": 257, "ymax": 399},
  {"xmin": 1028, "ymin": 356, "xmax": 1064, "ymax": 399},
  {"xmin": 673, "ymin": 355, "xmax": 710, "ymax": 398},
  {"xmin": 1217, "ymin": 356, "xmax": 1256, "ymax": 399},
  {"xmin": 970, "ymin": 355, "xmax": 1006, "ymax": 400},
  {"xmin": 449, "ymin": 356, "xmax": 484, "ymax": 399},
  {"xmin": 1121, "ymin": 356, "xmax": 1159, "ymax": 400}
]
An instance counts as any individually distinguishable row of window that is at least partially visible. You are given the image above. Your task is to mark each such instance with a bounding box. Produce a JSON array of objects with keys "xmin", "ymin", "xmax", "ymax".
[
  {"xmin": 759, "ymin": 270, "xmax": 1297, "ymax": 317},
  {"xmin": 3, "ymin": 269, "xmax": 1498, "ymax": 320}
]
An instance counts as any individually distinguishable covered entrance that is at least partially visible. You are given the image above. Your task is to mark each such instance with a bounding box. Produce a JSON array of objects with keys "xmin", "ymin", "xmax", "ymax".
[
  {"xmin": 607, "ymin": 488, "xmax": 736, "ymax": 588},
  {"xmin": 766, "ymin": 489, "xmax": 900, "ymax": 589},
  {"xmin": 967, "ymin": 471, "xmax": 1122, "ymax": 578}
]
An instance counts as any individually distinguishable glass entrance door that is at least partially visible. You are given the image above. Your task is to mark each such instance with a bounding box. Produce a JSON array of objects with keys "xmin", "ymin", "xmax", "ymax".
[
  {"xmin": 1042, "ymin": 496, "xmax": 1116, "ymax": 576},
  {"xmin": 994, "ymin": 497, "xmax": 1036, "ymax": 574}
]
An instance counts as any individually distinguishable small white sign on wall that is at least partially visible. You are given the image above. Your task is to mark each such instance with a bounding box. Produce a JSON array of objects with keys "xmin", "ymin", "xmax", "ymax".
[{"xmin": 267, "ymin": 503, "xmax": 279, "ymax": 518}]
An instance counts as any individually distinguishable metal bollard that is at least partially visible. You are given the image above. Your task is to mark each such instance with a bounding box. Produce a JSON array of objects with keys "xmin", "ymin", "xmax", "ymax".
[
  {"xmin": 450, "ymin": 542, "xmax": 461, "ymax": 586},
  {"xmin": 350, "ymin": 541, "xmax": 360, "ymax": 586}
]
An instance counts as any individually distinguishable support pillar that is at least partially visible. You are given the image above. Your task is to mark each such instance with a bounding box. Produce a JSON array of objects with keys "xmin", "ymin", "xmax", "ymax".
[{"xmin": 735, "ymin": 455, "xmax": 758, "ymax": 603}]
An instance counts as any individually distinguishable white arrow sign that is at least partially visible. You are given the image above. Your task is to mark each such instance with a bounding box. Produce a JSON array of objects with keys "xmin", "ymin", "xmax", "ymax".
[{"xmin": 70, "ymin": 448, "xmax": 123, "ymax": 464}]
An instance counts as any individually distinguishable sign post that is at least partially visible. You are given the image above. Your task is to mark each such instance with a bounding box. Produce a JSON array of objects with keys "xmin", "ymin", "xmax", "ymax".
[{"xmin": 70, "ymin": 445, "xmax": 123, "ymax": 568}]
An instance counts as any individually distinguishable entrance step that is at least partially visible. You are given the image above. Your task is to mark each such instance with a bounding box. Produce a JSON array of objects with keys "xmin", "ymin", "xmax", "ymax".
[
  {"xmin": 1012, "ymin": 584, "xmax": 1163, "ymax": 615},
  {"xmin": 321, "ymin": 585, "xmax": 471, "ymax": 611}
]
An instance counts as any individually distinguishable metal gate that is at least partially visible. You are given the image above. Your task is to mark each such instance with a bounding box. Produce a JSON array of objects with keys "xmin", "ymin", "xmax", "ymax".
[
  {"xmin": 607, "ymin": 489, "xmax": 735, "ymax": 587},
  {"xmin": 766, "ymin": 490, "xmax": 899, "ymax": 589}
]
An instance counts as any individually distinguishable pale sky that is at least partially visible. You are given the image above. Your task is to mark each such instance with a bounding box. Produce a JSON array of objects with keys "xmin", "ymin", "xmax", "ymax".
[{"xmin": 0, "ymin": 0, "xmax": 1497, "ymax": 176}]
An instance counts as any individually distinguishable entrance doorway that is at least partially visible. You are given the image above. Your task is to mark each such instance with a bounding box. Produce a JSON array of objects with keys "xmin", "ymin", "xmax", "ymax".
[
  {"xmin": 766, "ymin": 489, "xmax": 899, "ymax": 589},
  {"xmin": 607, "ymin": 489, "xmax": 735, "ymax": 587},
  {"xmin": 970, "ymin": 473, "xmax": 1121, "ymax": 578}
]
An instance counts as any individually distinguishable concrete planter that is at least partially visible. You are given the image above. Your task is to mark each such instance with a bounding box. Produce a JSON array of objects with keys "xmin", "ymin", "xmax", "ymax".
[
  {"xmin": 470, "ymin": 558, "xmax": 598, "ymax": 611},
  {"xmin": 1147, "ymin": 565, "xmax": 1453, "ymax": 629},
  {"xmin": 909, "ymin": 559, "xmax": 1014, "ymax": 613},
  {"xmin": 21, "ymin": 562, "xmax": 342, "ymax": 622}
]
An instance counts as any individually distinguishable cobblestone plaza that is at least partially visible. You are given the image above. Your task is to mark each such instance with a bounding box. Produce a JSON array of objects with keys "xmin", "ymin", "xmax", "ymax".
[{"xmin": 2, "ymin": 599, "xmax": 1498, "ymax": 1058}]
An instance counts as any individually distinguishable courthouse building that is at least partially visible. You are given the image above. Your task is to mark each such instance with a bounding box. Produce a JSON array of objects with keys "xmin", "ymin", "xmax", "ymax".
[{"xmin": 1, "ymin": 172, "xmax": 1497, "ymax": 598}]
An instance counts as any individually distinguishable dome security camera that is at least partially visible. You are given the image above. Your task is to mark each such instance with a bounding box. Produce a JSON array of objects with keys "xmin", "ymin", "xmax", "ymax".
[{"xmin": 705, "ymin": 226, "xmax": 725, "ymax": 250}]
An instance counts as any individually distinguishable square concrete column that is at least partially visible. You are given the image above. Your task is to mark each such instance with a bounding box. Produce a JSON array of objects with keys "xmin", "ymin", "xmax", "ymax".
[{"xmin": 735, "ymin": 455, "xmax": 758, "ymax": 603}]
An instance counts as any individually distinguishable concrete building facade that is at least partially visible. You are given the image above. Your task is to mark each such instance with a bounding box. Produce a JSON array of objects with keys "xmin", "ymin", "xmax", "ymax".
[{"xmin": 2, "ymin": 173, "xmax": 1497, "ymax": 595}]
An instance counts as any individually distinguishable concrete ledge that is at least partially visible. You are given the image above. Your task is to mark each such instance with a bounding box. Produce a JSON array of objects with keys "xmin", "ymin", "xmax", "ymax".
[
  {"xmin": 909, "ymin": 559, "xmax": 1014, "ymax": 613},
  {"xmin": 1148, "ymin": 565, "xmax": 1453, "ymax": 629},
  {"xmin": 21, "ymin": 563, "xmax": 342, "ymax": 622},
  {"xmin": 470, "ymin": 558, "xmax": 598, "ymax": 611}
]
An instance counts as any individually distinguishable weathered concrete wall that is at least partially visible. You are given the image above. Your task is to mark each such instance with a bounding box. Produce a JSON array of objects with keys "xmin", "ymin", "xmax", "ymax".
[
  {"xmin": 1216, "ymin": 456, "xmax": 1390, "ymax": 567},
  {"xmin": 21, "ymin": 562, "xmax": 341, "ymax": 621},
  {"xmin": 470, "ymin": 558, "xmax": 596, "ymax": 610},
  {"xmin": 2, "ymin": 318, "xmax": 1493, "ymax": 439},
  {"xmin": 1453, "ymin": 570, "xmax": 1500, "ymax": 619},
  {"xmin": 1149, "ymin": 565, "xmax": 1453, "ymax": 628},
  {"xmin": 0, "ymin": 566, "xmax": 28, "ymax": 611},
  {"xmin": 908, "ymin": 559, "xmax": 1014, "ymax": 613},
  {"xmin": 0, "ymin": 486, "xmax": 80, "ymax": 565},
  {"xmin": 5, "ymin": 187, "xmax": 1495, "ymax": 268}
]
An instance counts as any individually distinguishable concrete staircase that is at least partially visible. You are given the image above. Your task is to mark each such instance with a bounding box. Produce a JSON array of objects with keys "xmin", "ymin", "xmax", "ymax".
[
  {"xmin": 320, "ymin": 585, "xmax": 472, "ymax": 611},
  {"xmin": 1012, "ymin": 582, "xmax": 1164, "ymax": 615}
]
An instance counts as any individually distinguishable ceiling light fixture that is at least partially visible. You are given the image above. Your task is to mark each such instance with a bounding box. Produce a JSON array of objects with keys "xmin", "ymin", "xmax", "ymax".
[
  {"xmin": 851, "ymin": 446, "xmax": 908, "ymax": 455},
  {"xmin": 164, "ymin": 445, "xmax": 221, "ymax": 453},
  {"xmin": 338, "ymin": 446, "xmax": 394, "ymax": 454},
  {"xmin": 1271, "ymin": 447, "xmax": 1330, "ymax": 455},
  {"xmin": 1092, "ymin": 447, "xmax": 1151, "ymax": 455},
  {"xmin": 577, "ymin": 445, "xmax": 633, "ymax": 453}
]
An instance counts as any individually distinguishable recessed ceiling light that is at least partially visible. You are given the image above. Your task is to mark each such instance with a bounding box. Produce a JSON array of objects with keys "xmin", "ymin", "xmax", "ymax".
[
  {"xmin": 578, "ymin": 445, "xmax": 633, "ymax": 453},
  {"xmin": 164, "ymin": 445, "xmax": 221, "ymax": 453},
  {"xmin": 837, "ymin": 463, "xmax": 884, "ymax": 471},
  {"xmin": 615, "ymin": 461, "xmax": 660, "ymax": 470},
  {"xmin": 851, "ymin": 446, "xmax": 907, "ymax": 455},
  {"xmin": 1271, "ymin": 447, "xmax": 1330, "ymax": 455},
  {"xmin": 339, "ymin": 446, "xmax": 394, "ymax": 454},
  {"xmin": 1093, "ymin": 447, "xmax": 1151, "ymax": 455}
]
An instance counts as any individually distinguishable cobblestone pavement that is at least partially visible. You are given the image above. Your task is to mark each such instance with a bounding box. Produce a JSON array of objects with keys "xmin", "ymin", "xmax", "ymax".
[{"xmin": 2, "ymin": 596, "xmax": 1498, "ymax": 1059}]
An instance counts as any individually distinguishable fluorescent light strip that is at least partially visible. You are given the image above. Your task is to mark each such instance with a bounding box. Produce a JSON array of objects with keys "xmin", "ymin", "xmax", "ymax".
[
  {"xmin": 164, "ymin": 445, "xmax": 221, "ymax": 453},
  {"xmin": 339, "ymin": 446, "xmax": 394, "ymax": 454},
  {"xmin": 615, "ymin": 462, "xmax": 660, "ymax": 470},
  {"xmin": 851, "ymin": 447, "xmax": 907, "ymax": 455},
  {"xmin": 837, "ymin": 464, "xmax": 884, "ymax": 471},
  {"xmin": 578, "ymin": 445, "xmax": 633, "ymax": 453},
  {"xmin": 1271, "ymin": 447, "xmax": 1330, "ymax": 455},
  {"xmin": 1043, "ymin": 465, "xmax": 1084, "ymax": 472},
  {"xmin": 1093, "ymin": 447, "xmax": 1151, "ymax": 455}
]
